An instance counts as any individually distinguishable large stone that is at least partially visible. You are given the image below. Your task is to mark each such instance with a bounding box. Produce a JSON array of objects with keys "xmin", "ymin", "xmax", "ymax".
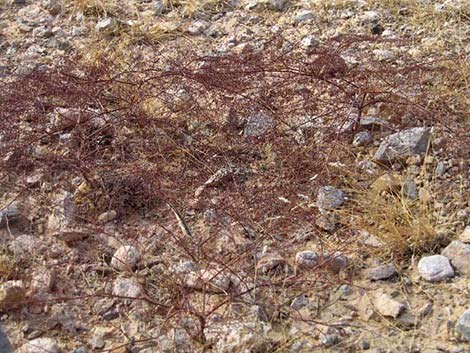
[
  {"xmin": 372, "ymin": 292, "xmax": 405, "ymax": 318},
  {"xmin": 295, "ymin": 251, "xmax": 318, "ymax": 269},
  {"xmin": 0, "ymin": 202, "xmax": 19, "ymax": 227},
  {"xmin": 0, "ymin": 326, "xmax": 13, "ymax": 353},
  {"xmin": 244, "ymin": 112, "xmax": 275, "ymax": 137},
  {"xmin": 112, "ymin": 277, "xmax": 142, "ymax": 298},
  {"xmin": 368, "ymin": 264, "xmax": 397, "ymax": 281},
  {"xmin": 373, "ymin": 127, "xmax": 431, "ymax": 163},
  {"xmin": 256, "ymin": 253, "xmax": 285, "ymax": 273},
  {"xmin": 111, "ymin": 245, "xmax": 141, "ymax": 271},
  {"xmin": 455, "ymin": 310, "xmax": 470, "ymax": 342},
  {"xmin": 418, "ymin": 255, "xmax": 454, "ymax": 282},
  {"xmin": 0, "ymin": 280, "xmax": 25, "ymax": 309},
  {"xmin": 316, "ymin": 186, "xmax": 345, "ymax": 212},
  {"xmin": 18, "ymin": 338, "xmax": 58, "ymax": 353},
  {"xmin": 441, "ymin": 240, "xmax": 470, "ymax": 275}
]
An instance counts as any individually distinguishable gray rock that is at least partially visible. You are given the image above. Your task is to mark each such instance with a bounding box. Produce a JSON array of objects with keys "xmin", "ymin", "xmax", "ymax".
[
  {"xmin": 18, "ymin": 338, "xmax": 58, "ymax": 353},
  {"xmin": 316, "ymin": 186, "xmax": 346, "ymax": 212},
  {"xmin": 112, "ymin": 277, "xmax": 142, "ymax": 298},
  {"xmin": 244, "ymin": 112, "xmax": 275, "ymax": 137},
  {"xmin": 418, "ymin": 254, "xmax": 454, "ymax": 282},
  {"xmin": 294, "ymin": 9, "xmax": 314, "ymax": 22},
  {"xmin": 320, "ymin": 333, "xmax": 340, "ymax": 347},
  {"xmin": 111, "ymin": 245, "xmax": 141, "ymax": 271},
  {"xmin": 295, "ymin": 251, "xmax": 318, "ymax": 269},
  {"xmin": 359, "ymin": 116, "xmax": 389, "ymax": 128},
  {"xmin": 368, "ymin": 264, "xmax": 397, "ymax": 281},
  {"xmin": 353, "ymin": 131, "xmax": 372, "ymax": 146},
  {"xmin": 301, "ymin": 36, "xmax": 319, "ymax": 50},
  {"xmin": 0, "ymin": 327, "xmax": 12, "ymax": 353},
  {"xmin": 291, "ymin": 295, "xmax": 309, "ymax": 310},
  {"xmin": 455, "ymin": 310, "xmax": 470, "ymax": 342},
  {"xmin": 188, "ymin": 20, "xmax": 209, "ymax": 35},
  {"xmin": 72, "ymin": 347, "xmax": 88, "ymax": 353},
  {"xmin": 0, "ymin": 202, "xmax": 19, "ymax": 227},
  {"xmin": 373, "ymin": 127, "xmax": 431, "ymax": 163},
  {"xmin": 441, "ymin": 241, "xmax": 470, "ymax": 275},
  {"xmin": 325, "ymin": 252, "xmax": 349, "ymax": 273},
  {"xmin": 402, "ymin": 180, "xmax": 418, "ymax": 200},
  {"xmin": 435, "ymin": 161, "xmax": 446, "ymax": 176}
]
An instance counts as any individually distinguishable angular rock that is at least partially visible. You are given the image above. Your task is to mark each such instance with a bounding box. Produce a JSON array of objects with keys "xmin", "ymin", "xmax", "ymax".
[
  {"xmin": 325, "ymin": 252, "xmax": 349, "ymax": 273},
  {"xmin": 18, "ymin": 338, "xmax": 58, "ymax": 353},
  {"xmin": 0, "ymin": 326, "xmax": 13, "ymax": 353},
  {"xmin": 111, "ymin": 245, "xmax": 141, "ymax": 271},
  {"xmin": 112, "ymin": 277, "xmax": 142, "ymax": 298},
  {"xmin": 402, "ymin": 180, "xmax": 418, "ymax": 200},
  {"xmin": 291, "ymin": 295, "xmax": 309, "ymax": 310},
  {"xmin": 441, "ymin": 241, "xmax": 470, "ymax": 275},
  {"xmin": 352, "ymin": 131, "xmax": 372, "ymax": 146},
  {"xmin": 30, "ymin": 267, "xmax": 55, "ymax": 295},
  {"xmin": 295, "ymin": 251, "xmax": 318, "ymax": 269},
  {"xmin": 418, "ymin": 254, "xmax": 454, "ymax": 282},
  {"xmin": 95, "ymin": 18, "xmax": 118, "ymax": 34},
  {"xmin": 368, "ymin": 264, "xmax": 397, "ymax": 281},
  {"xmin": 0, "ymin": 202, "xmax": 19, "ymax": 227},
  {"xmin": 0, "ymin": 280, "xmax": 25, "ymax": 309},
  {"xmin": 294, "ymin": 9, "xmax": 314, "ymax": 22},
  {"xmin": 97, "ymin": 210, "xmax": 117, "ymax": 224},
  {"xmin": 244, "ymin": 112, "xmax": 275, "ymax": 137},
  {"xmin": 372, "ymin": 292, "xmax": 405, "ymax": 318},
  {"xmin": 460, "ymin": 226, "xmax": 470, "ymax": 243},
  {"xmin": 373, "ymin": 127, "xmax": 431, "ymax": 163},
  {"xmin": 359, "ymin": 115, "xmax": 389, "ymax": 129},
  {"xmin": 315, "ymin": 213, "xmax": 337, "ymax": 232},
  {"xmin": 455, "ymin": 310, "xmax": 470, "ymax": 342},
  {"xmin": 256, "ymin": 253, "xmax": 285, "ymax": 273},
  {"xmin": 316, "ymin": 186, "xmax": 345, "ymax": 212}
]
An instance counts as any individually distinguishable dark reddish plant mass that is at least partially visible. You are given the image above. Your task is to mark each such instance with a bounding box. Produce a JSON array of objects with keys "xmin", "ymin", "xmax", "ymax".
[
  {"xmin": 0, "ymin": 34, "xmax": 464, "ymax": 348},
  {"xmin": 0, "ymin": 36, "xmax": 453, "ymax": 225}
]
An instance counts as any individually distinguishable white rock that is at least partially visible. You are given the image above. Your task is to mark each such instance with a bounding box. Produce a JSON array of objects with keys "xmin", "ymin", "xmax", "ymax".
[
  {"xmin": 418, "ymin": 255, "xmax": 454, "ymax": 282},
  {"xmin": 19, "ymin": 338, "xmax": 59, "ymax": 353},
  {"xmin": 112, "ymin": 277, "xmax": 142, "ymax": 298},
  {"xmin": 441, "ymin": 240, "xmax": 470, "ymax": 275},
  {"xmin": 294, "ymin": 9, "xmax": 314, "ymax": 22},
  {"xmin": 111, "ymin": 245, "xmax": 141, "ymax": 271},
  {"xmin": 372, "ymin": 292, "xmax": 405, "ymax": 318}
]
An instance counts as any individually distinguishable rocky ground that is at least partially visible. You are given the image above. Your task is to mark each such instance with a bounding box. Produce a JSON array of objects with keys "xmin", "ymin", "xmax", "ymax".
[{"xmin": 0, "ymin": 0, "xmax": 469, "ymax": 352}]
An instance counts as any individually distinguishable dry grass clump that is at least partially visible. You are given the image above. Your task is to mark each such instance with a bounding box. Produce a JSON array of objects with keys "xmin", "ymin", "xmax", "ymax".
[
  {"xmin": 67, "ymin": 0, "xmax": 118, "ymax": 17},
  {"xmin": 344, "ymin": 164, "xmax": 459, "ymax": 260},
  {"xmin": 163, "ymin": 0, "xmax": 230, "ymax": 18}
]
